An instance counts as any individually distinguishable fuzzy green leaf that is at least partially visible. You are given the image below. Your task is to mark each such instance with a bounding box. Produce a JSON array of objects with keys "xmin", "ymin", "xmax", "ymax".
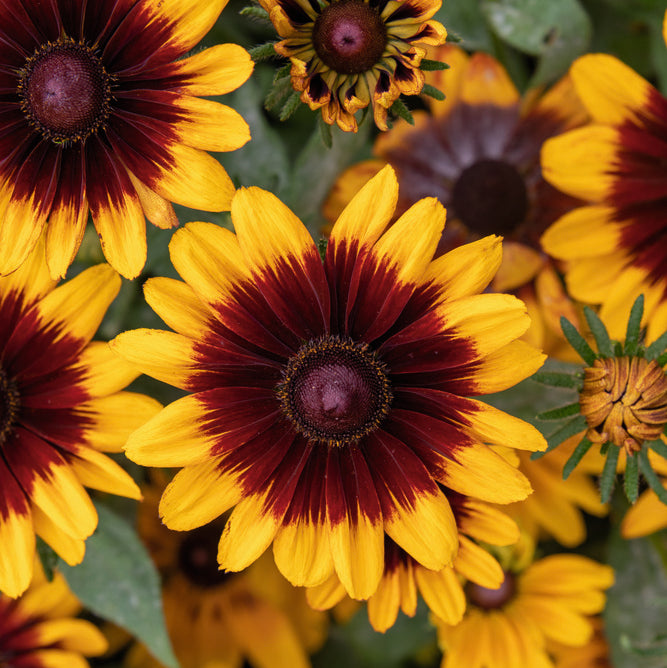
[
  {"xmin": 273, "ymin": 63, "xmax": 292, "ymax": 83},
  {"xmin": 605, "ymin": 524, "xmax": 667, "ymax": 668},
  {"xmin": 264, "ymin": 76, "xmax": 293, "ymax": 111},
  {"xmin": 561, "ymin": 315, "xmax": 597, "ymax": 365},
  {"xmin": 537, "ymin": 402, "xmax": 581, "ymax": 421},
  {"xmin": 646, "ymin": 329, "xmax": 667, "ymax": 359},
  {"xmin": 530, "ymin": 371, "xmax": 582, "ymax": 389},
  {"xmin": 279, "ymin": 92, "xmax": 302, "ymax": 121},
  {"xmin": 650, "ymin": 439, "xmax": 667, "ymax": 461},
  {"xmin": 249, "ymin": 42, "xmax": 277, "ymax": 62},
  {"xmin": 420, "ymin": 58, "xmax": 450, "ymax": 70},
  {"xmin": 421, "ymin": 84, "xmax": 445, "ymax": 100},
  {"xmin": 239, "ymin": 5, "xmax": 270, "ymax": 20},
  {"xmin": 390, "ymin": 98, "xmax": 415, "ymax": 125},
  {"xmin": 59, "ymin": 502, "xmax": 177, "ymax": 668},
  {"xmin": 624, "ymin": 451, "xmax": 640, "ymax": 503},
  {"xmin": 563, "ymin": 437, "xmax": 593, "ymax": 479},
  {"xmin": 624, "ymin": 294, "xmax": 645, "ymax": 356},
  {"xmin": 584, "ymin": 305, "xmax": 614, "ymax": 358},
  {"xmin": 531, "ymin": 414, "xmax": 587, "ymax": 459},
  {"xmin": 600, "ymin": 445, "xmax": 620, "ymax": 502},
  {"xmin": 640, "ymin": 448, "xmax": 667, "ymax": 504}
]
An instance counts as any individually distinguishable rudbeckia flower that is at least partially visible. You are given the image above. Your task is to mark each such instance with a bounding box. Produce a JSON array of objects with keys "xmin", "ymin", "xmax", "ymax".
[
  {"xmin": 0, "ymin": 237, "xmax": 161, "ymax": 598},
  {"xmin": 126, "ymin": 473, "xmax": 327, "ymax": 668},
  {"xmin": 541, "ymin": 9, "xmax": 667, "ymax": 342},
  {"xmin": 307, "ymin": 486, "xmax": 519, "ymax": 632},
  {"xmin": 534, "ymin": 296, "xmax": 667, "ymax": 505},
  {"xmin": 112, "ymin": 165, "xmax": 546, "ymax": 601},
  {"xmin": 260, "ymin": 0, "xmax": 446, "ymax": 131},
  {"xmin": 324, "ymin": 44, "xmax": 588, "ymax": 357},
  {"xmin": 0, "ymin": 0, "xmax": 253, "ymax": 280},
  {"xmin": 435, "ymin": 536, "xmax": 614, "ymax": 668},
  {"xmin": 0, "ymin": 561, "xmax": 108, "ymax": 668}
]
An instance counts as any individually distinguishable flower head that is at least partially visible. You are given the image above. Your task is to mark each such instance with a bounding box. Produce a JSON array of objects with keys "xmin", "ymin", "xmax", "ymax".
[
  {"xmin": 541, "ymin": 11, "xmax": 667, "ymax": 342},
  {"xmin": 260, "ymin": 0, "xmax": 446, "ymax": 131},
  {"xmin": 0, "ymin": 237, "xmax": 161, "ymax": 598},
  {"xmin": 112, "ymin": 165, "xmax": 546, "ymax": 601},
  {"xmin": 435, "ymin": 536, "xmax": 614, "ymax": 668},
  {"xmin": 0, "ymin": 561, "xmax": 107, "ymax": 667},
  {"xmin": 127, "ymin": 473, "xmax": 327, "ymax": 668},
  {"xmin": 0, "ymin": 0, "xmax": 253, "ymax": 279},
  {"xmin": 324, "ymin": 44, "xmax": 588, "ymax": 356},
  {"xmin": 534, "ymin": 295, "xmax": 667, "ymax": 505}
]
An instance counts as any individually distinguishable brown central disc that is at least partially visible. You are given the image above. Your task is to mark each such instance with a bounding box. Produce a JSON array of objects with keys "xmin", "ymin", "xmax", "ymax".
[
  {"xmin": 177, "ymin": 522, "xmax": 231, "ymax": 589},
  {"xmin": 451, "ymin": 159, "xmax": 529, "ymax": 235},
  {"xmin": 278, "ymin": 336, "xmax": 392, "ymax": 446},
  {"xmin": 19, "ymin": 39, "xmax": 111, "ymax": 144},
  {"xmin": 313, "ymin": 0, "xmax": 387, "ymax": 74},
  {"xmin": 466, "ymin": 572, "xmax": 517, "ymax": 610},
  {"xmin": 0, "ymin": 368, "xmax": 20, "ymax": 445}
]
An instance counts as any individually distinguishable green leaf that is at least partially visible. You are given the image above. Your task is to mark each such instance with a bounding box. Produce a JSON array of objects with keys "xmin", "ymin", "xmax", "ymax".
[
  {"xmin": 313, "ymin": 603, "xmax": 435, "ymax": 668},
  {"xmin": 59, "ymin": 502, "xmax": 177, "ymax": 668},
  {"xmin": 248, "ymin": 41, "xmax": 277, "ymax": 62},
  {"xmin": 421, "ymin": 84, "xmax": 445, "ymax": 100},
  {"xmin": 531, "ymin": 414, "xmax": 588, "ymax": 459},
  {"xmin": 530, "ymin": 371, "xmax": 582, "ymax": 389},
  {"xmin": 600, "ymin": 444, "xmax": 620, "ymax": 502},
  {"xmin": 640, "ymin": 449, "xmax": 667, "ymax": 504},
  {"xmin": 646, "ymin": 329, "xmax": 667, "ymax": 359},
  {"xmin": 606, "ymin": 525, "xmax": 667, "ymax": 668},
  {"xmin": 420, "ymin": 58, "xmax": 450, "ymax": 70},
  {"xmin": 536, "ymin": 402, "xmax": 581, "ymax": 421},
  {"xmin": 279, "ymin": 92, "xmax": 302, "ymax": 121},
  {"xmin": 218, "ymin": 73, "xmax": 291, "ymax": 195},
  {"xmin": 389, "ymin": 98, "xmax": 415, "ymax": 125},
  {"xmin": 435, "ymin": 0, "xmax": 494, "ymax": 51},
  {"xmin": 650, "ymin": 439, "xmax": 667, "ymax": 461},
  {"xmin": 284, "ymin": 119, "xmax": 371, "ymax": 236},
  {"xmin": 561, "ymin": 315, "xmax": 597, "ymax": 366},
  {"xmin": 624, "ymin": 451, "xmax": 640, "ymax": 503},
  {"xmin": 239, "ymin": 5, "xmax": 270, "ymax": 20},
  {"xmin": 624, "ymin": 294, "xmax": 644, "ymax": 356},
  {"xmin": 584, "ymin": 305, "xmax": 614, "ymax": 358},
  {"xmin": 480, "ymin": 0, "xmax": 592, "ymax": 86},
  {"xmin": 562, "ymin": 437, "xmax": 593, "ymax": 479}
]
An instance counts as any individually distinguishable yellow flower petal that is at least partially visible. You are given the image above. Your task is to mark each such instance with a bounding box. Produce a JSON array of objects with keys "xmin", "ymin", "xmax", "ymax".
[
  {"xmin": 541, "ymin": 126, "xmax": 618, "ymax": 201},
  {"xmin": 143, "ymin": 276, "xmax": 213, "ymax": 338},
  {"xmin": 174, "ymin": 43, "xmax": 254, "ymax": 96},
  {"xmin": 571, "ymin": 53, "xmax": 655, "ymax": 125},
  {"xmin": 160, "ymin": 461, "xmax": 243, "ymax": 531},
  {"xmin": 110, "ymin": 329, "xmax": 197, "ymax": 390}
]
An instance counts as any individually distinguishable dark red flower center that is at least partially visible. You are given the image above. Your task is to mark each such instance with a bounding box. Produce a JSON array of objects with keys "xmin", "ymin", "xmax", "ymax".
[
  {"xmin": 18, "ymin": 38, "xmax": 112, "ymax": 145},
  {"xmin": 466, "ymin": 571, "xmax": 517, "ymax": 610},
  {"xmin": 0, "ymin": 368, "xmax": 20, "ymax": 445},
  {"xmin": 278, "ymin": 336, "xmax": 392, "ymax": 446},
  {"xmin": 177, "ymin": 522, "xmax": 232, "ymax": 589},
  {"xmin": 313, "ymin": 0, "xmax": 387, "ymax": 75},
  {"xmin": 451, "ymin": 159, "xmax": 529, "ymax": 236}
]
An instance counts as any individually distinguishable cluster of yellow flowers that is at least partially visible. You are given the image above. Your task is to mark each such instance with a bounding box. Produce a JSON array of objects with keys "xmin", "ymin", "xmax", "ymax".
[{"xmin": 0, "ymin": 2, "xmax": 666, "ymax": 668}]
